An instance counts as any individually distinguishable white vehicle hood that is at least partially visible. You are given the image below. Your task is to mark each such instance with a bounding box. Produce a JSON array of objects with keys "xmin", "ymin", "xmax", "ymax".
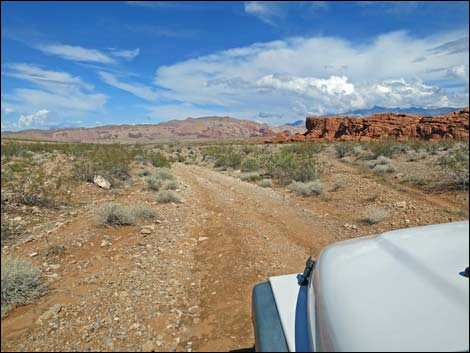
[{"xmin": 310, "ymin": 221, "xmax": 469, "ymax": 352}]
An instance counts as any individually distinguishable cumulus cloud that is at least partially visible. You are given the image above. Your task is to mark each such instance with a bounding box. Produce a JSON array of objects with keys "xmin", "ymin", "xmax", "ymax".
[
  {"xmin": 18, "ymin": 109, "xmax": 49, "ymax": 128},
  {"xmin": 99, "ymin": 71, "xmax": 158, "ymax": 101},
  {"xmin": 152, "ymin": 30, "xmax": 469, "ymax": 122},
  {"xmin": 37, "ymin": 43, "xmax": 116, "ymax": 64}
]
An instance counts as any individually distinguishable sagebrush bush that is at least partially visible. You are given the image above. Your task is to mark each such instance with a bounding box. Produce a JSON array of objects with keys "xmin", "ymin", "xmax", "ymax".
[
  {"xmin": 95, "ymin": 203, "xmax": 136, "ymax": 226},
  {"xmin": 265, "ymin": 153, "xmax": 320, "ymax": 183},
  {"xmin": 156, "ymin": 190, "xmax": 182, "ymax": 204},
  {"xmin": 360, "ymin": 160, "xmax": 376, "ymax": 172},
  {"xmin": 1, "ymin": 257, "xmax": 47, "ymax": 317},
  {"xmin": 289, "ymin": 180, "xmax": 323, "ymax": 196},
  {"xmin": 376, "ymin": 155, "xmax": 392, "ymax": 165},
  {"xmin": 154, "ymin": 168, "xmax": 176, "ymax": 181},
  {"xmin": 258, "ymin": 179, "xmax": 273, "ymax": 188},
  {"xmin": 361, "ymin": 206, "xmax": 387, "ymax": 225},
  {"xmin": 147, "ymin": 175, "xmax": 162, "ymax": 191},
  {"xmin": 367, "ymin": 140, "xmax": 402, "ymax": 158},
  {"xmin": 372, "ymin": 164, "xmax": 396, "ymax": 175}
]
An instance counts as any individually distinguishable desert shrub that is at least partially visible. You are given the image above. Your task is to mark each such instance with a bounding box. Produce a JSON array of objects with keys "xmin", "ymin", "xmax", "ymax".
[
  {"xmin": 407, "ymin": 151, "xmax": 418, "ymax": 161},
  {"xmin": 214, "ymin": 149, "xmax": 243, "ymax": 169},
  {"xmin": 44, "ymin": 244, "xmax": 66, "ymax": 258},
  {"xmin": 1, "ymin": 257, "xmax": 47, "ymax": 317},
  {"xmin": 72, "ymin": 144, "xmax": 133, "ymax": 182},
  {"xmin": 265, "ymin": 153, "xmax": 320, "ymax": 183},
  {"xmin": 282, "ymin": 142, "xmax": 324, "ymax": 156},
  {"xmin": 372, "ymin": 164, "xmax": 396, "ymax": 175},
  {"xmin": 1, "ymin": 220, "xmax": 24, "ymax": 246},
  {"xmin": 367, "ymin": 140, "xmax": 402, "ymax": 158},
  {"xmin": 359, "ymin": 160, "xmax": 376, "ymax": 172},
  {"xmin": 95, "ymin": 203, "xmax": 136, "ymax": 227},
  {"xmin": 146, "ymin": 151, "xmax": 170, "ymax": 168},
  {"xmin": 147, "ymin": 176, "xmax": 163, "ymax": 191},
  {"xmin": 138, "ymin": 169, "xmax": 151, "ymax": 177},
  {"xmin": 438, "ymin": 143, "xmax": 469, "ymax": 190},
  {"xmin": 154, "ymin": 168, "xmax": 175, "ymax": 181},
  {"xmin": 289, "ymin": 180, "xmax": 323, "ymax": 196},
  {"xmin": 361, "ymin": 206, "xmax": 387, "ymax": 225},
  {"xmin": 240, "ymin": 157, "xmax": 261, "ymax": 172},
  {"xmin": 240, "ymin": 172, "xmax": 261, "ymax": 181},
  {"xmin": 352, "ymin": 145, "xmax": 364, "ymax": 156},
  {"xmin": 156, "ymin": 190, "xmax": 182, "ymax": 204},
  {"xmin": 330, "ymin": 179, "xmax": 346, "ymax": 192},
  {"xmin": 258, "ymin": 179, "xmax": 273, "ymax": 188},
  {"xmin": 162, "ymin": 180, "xmax": 178, "ymax": 190},
  {"xmin": 376, "ymin": 155, "xmax": 392, "ymax": 165},
  {"xmin": 335, "ymin": 143, "xmax": 354, "ymax": 159},
  {"xmin": 11, "ymin": 166, "xmax": 64, "ymax": 208},
  {"xmin": 132, "ymin": 204, "xmax": 159, "ymax": 220}
]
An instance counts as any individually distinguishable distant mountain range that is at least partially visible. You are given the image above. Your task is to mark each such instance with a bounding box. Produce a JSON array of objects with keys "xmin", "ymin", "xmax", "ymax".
[
  {"xmin": 285, "ymin": 106, "xmax": 466, "ymax": 127},
  {"xmin": 1, "ymin": 116, "xmax": 303, "ymax": 144}
]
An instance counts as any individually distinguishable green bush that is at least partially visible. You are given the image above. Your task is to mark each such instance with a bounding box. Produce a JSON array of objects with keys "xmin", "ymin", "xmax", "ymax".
[
  {"xmin": 1, "ymin": 220, "xmax": 24, "ymax": 246},
  {"xmin": 367, "ymin": 140, "xmax": 402, "ymax": 158},
  {"xmin": 1, "ymin": 257, "xmax": 47, "ymax": 317},
  {"xmin": 240, "ymin": 172, "xmax": 261, "ymax": 181},
  {"xmin": 376, "ymin": 155, "xmax": 392, "ymax": 165},
  {"xmin": 265, "ymin": 153, "xmax": 319, "ymax": 183},
  {"xmin": 240, "ymin": 157, "xmax": 261, "ymax": 172},
  {"xmin": 372, "ymin": 164, "xmax": 396, "ymax": 175},
  {"xmin": 154, "ymin": 168, "xmax": 175, "ymax": 180}
]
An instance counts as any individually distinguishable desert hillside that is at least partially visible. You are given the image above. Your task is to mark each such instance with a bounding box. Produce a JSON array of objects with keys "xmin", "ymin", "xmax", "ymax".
[{"xmin": 1, "ymin": 116, "xmax": 302, "ymax": 143}]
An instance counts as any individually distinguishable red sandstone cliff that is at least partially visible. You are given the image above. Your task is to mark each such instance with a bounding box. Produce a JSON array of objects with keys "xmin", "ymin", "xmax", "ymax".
[{"xmin": 266, "ymin": 108, "xmax": 469, "ymax": 143}]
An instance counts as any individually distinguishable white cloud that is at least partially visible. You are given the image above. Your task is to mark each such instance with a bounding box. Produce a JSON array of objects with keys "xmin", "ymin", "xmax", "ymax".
[
  {"xmin": 4, "ymin": 63, "xmax": 94, "ymax": 90},
  {"xmin": 2, "ymin": 64, "xmax": 109, "ymax": 130},
  {"xmin": 37, "ymin": 44, "xmax": 115, "ymax": 64},
  {"xmin": 153, "ymin": 30, "xmax": 469, "ymax": 123},
  {"xmin": 446, "ymin": 65, "xmax": 468, "ymax": 82},
  {"xmin": 3, "ymin": 107, "xmax": 14, "ymax": 114},
  {"xmin": 99, "ymin": 71, "xmax": 158, "ymax": 101},
  {"xmin": 244, "ymin": 2, "xmax": 283, "ymax": 25},
  {"xmin": 18, "ymin": 109, "xmax": 49, "ymax": 128},
  {"xmin": 109, "ymin": 48, "xmax": 140, "ymax": 60}
]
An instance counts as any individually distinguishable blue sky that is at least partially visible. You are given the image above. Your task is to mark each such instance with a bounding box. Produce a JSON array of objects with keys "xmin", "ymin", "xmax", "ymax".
[{"xmin": 1, "ymin": 1, "xmax": 469, "ymax": 131}]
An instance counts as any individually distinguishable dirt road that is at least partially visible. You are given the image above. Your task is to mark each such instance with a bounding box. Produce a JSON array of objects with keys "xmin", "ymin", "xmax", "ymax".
[{"xmin": 2, "ymin": 162, "xmax": 468, "ymax": 352}]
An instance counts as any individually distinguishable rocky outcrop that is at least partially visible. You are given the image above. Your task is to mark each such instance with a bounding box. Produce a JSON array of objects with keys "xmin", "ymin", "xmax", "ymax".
[{"xmin": 266, "ymin": 108, "xmax": 469, "ymax": 143}]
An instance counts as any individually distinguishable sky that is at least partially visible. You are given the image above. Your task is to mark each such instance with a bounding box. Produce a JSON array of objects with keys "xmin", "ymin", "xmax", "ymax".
[{"xmin": 1, "ymin": 1, "xmax": 469, "ymax": 131}]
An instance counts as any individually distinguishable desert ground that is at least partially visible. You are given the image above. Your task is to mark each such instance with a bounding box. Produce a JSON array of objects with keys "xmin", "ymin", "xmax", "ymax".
[{"xmin": 1, "ymin": 139, "xmax": 468, "ymax": 352}]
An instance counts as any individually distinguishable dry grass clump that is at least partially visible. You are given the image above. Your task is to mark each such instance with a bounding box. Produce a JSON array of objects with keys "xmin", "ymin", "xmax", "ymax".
[
  {"xmin": 361, "ymin": 206, "xmax": 387, "ymax": 225},
  {"xmin": 289, "ymin": 180, "xmax": 324, "ymax": 196},
  {"xmin": 156, "ymin": 190, "xmax": 182, "ymax": 204},
  {"xmin": 1, "ymin": 257, "xmax": 47, "ymax": 317},
  {"xmin": 258, "ymin": 179, "xmax": 273, "ymax": 188},
  {"xmin": 95, "ymin": 203, "xmax": 136, "ymax": 226}
]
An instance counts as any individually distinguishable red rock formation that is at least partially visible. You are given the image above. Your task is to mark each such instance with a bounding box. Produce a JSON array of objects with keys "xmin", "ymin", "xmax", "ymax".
[{"xmin": 265, "ymin": 108, "xmax": 469, "ymax": 143}]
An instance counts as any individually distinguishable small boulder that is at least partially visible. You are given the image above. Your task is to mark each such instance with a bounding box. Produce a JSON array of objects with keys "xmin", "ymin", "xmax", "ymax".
[{"xmin": 93, "ymin": 175, "xmax": 111, "ymax": 190}]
